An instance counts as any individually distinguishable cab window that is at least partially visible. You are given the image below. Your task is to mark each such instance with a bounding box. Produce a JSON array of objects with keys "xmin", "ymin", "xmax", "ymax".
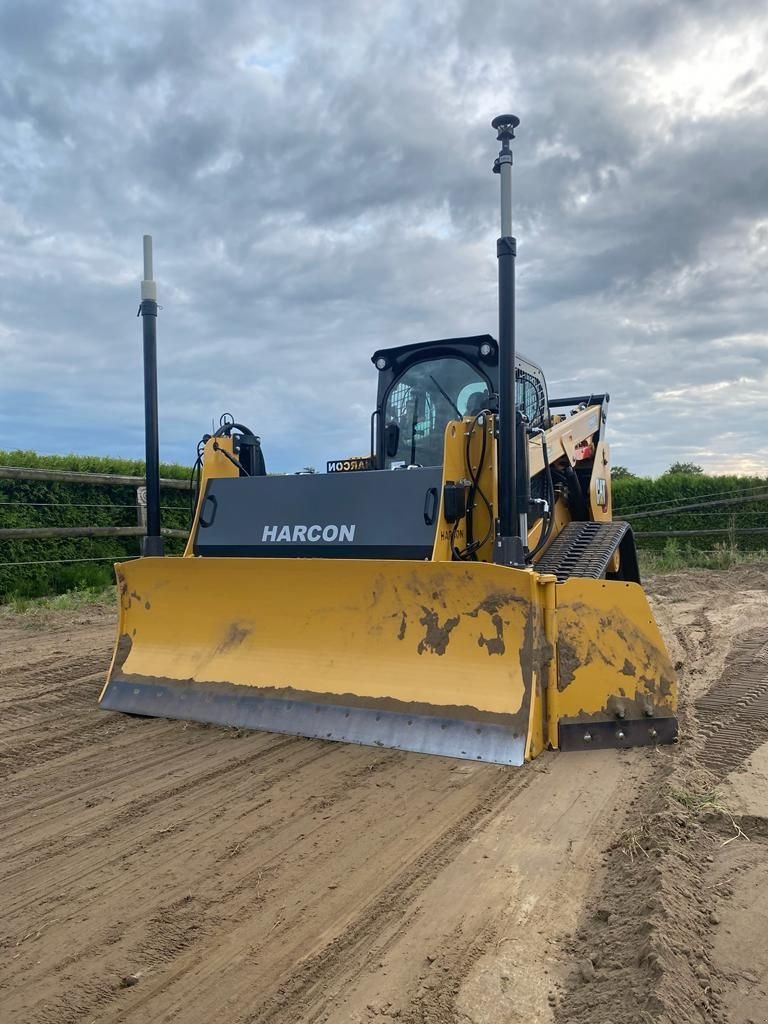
[
  {"xmin": 382, "ymin": 357, "xmax": 491, "ymax": 468},
  {"xmin": 516, "ymin": 370, "xmax": 546, "ymax": 427}
]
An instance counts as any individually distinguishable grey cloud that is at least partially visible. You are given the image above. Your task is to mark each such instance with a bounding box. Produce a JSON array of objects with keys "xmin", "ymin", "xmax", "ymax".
[{"xmin": 0, "ymin": 0, "xmax": 766, "ymax": 478}]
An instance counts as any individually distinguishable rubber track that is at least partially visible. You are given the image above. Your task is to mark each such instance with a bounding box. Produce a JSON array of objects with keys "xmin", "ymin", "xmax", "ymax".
[{"xmin": 534, "ymin": 520, "xmax": 629, "ymax": 582}]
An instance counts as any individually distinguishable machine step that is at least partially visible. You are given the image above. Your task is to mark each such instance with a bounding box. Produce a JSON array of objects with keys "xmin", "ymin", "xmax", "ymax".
[{"xmin": 534, "ymin": 520, "xmax": 631, "ymax": 582}]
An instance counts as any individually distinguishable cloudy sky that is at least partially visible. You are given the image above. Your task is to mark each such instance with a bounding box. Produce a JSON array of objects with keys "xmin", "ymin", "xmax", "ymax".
[{"xmin": 1, "ymin": 0, "xmax": 766, "ymax": 477}]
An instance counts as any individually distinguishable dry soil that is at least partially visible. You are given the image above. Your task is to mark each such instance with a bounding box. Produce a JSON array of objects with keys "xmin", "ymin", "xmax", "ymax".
[{"xmin": 1, "ymin": 566, "xmax": 767, "ymax": 1023}]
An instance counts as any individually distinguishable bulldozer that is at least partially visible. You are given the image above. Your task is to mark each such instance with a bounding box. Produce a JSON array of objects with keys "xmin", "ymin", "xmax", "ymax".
[{"xmin": 99, "ymin": 116, "xmax": 677, "ymax": 766}]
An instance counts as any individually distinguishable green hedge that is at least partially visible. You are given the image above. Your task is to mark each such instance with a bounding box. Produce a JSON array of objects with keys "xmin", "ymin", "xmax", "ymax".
[
  {"xmin": 0, "ymin": 450, "xmax": 192, "ymax": 600},
  {"xmin": 614, "ymin": 473, "xmax": 768, "ymax": 552},
  {"xmin": 2, "ymin": 451, "xmax": 766, "ymax": 599}
]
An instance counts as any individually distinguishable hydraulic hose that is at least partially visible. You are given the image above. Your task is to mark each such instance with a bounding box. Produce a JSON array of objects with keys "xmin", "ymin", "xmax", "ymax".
[{"xmin": 527, "ymin": 432, "xmax": 556, "ymax": 562}]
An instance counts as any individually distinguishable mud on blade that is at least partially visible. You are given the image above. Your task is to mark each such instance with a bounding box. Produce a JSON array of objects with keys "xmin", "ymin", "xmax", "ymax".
[{"xmin": 100, "ymin": 558, "xmax": 547, "ymax": 766}]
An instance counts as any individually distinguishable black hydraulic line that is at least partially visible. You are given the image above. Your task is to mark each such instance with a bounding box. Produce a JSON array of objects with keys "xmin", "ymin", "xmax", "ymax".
[
  {"xmin": 491, "ymin": 114, "xmax": 526, "ymax": 567},
  {"xmin": 562, "ymin": 464, "xmax": 589, "ymax": 521},
  {"xmin": 528, "ymin": 433, "xmax": 556, "ymax": 561},
  {"xmin": 189, "ymin": 440, "xmax": 205, "ymax": 525},
  {"xmin": 213, "ymin": 420, "xmax": 256, "ymax": 438},
  {"xmin": 211, "ymin": 419, "xmax": 265, "ymax": 476},
  {"xmin": 212, "ymin": 440, "xmax": 251, "ymax": 476},
  {"xmin": 139, "ymin": 235, "xmax": 164, "ymax": 557},
  {"xmin": 450, "ymin": 411, "xmax": 493, "ymax": 561}
]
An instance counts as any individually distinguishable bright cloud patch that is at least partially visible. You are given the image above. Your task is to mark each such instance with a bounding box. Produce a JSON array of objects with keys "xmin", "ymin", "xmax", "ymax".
[{"xmin": 0, "ymin": 0, "xmax": 766, "ymax": 476}]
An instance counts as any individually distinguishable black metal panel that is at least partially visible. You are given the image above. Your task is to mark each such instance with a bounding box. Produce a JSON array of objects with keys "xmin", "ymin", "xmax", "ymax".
[
  {"xmin": 193, "ymin": 467, "xmax": 443, "ymax": 559},
  {"xmin": 559, "ymin": 716, "xmax": 678, "ymax": 751},
  {"xmin": 549, "ymin": 393, "xmax": 610, "ymax": 408}
]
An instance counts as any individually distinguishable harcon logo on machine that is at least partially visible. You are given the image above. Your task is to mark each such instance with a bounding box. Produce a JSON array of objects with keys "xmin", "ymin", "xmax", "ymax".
[
  {"xmin": 326, "ymin": 457, "xmax": 372, "ymax": 473},
  {"xmin": 261, "ymin": 524, "xmax": 357, "ymax": 543}
]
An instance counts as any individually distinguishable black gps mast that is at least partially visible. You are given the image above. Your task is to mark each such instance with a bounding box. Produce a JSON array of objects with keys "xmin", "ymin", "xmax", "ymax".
[
  {"xmin": 492, "ymin": 114, "xmax": 527, "ymax": 568},
  {"xmin": 139, "ymin": 235, "xmax": 164, "ymax": 557}
]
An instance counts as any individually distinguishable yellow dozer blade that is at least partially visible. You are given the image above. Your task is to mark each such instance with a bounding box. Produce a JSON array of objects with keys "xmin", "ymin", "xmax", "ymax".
[{"xmin": 99, "ymin": 556, "xmax": 677, "ymax": 765}]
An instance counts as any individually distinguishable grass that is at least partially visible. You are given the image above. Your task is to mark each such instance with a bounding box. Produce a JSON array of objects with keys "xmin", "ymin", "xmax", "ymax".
[
  {"xmin": 617, "ymin": 819, "xmax": 653, "ymax": 861},
  {"xmin": 668, "ymin": 787, "xmax": 725, "ymax": 815},
  {"xmin": 0, "ymin": 584, "xmax": 116, "ymax": 620},
  {"xmin": 668, "ymin": 785, "xmax": 752, "ymax": 848},
  {"xmin": 616, "ymin": 785, "xmax": 750, "ymax": 863},
  {"xmin": 639, "ymin": 541, "xmax": 768, "ymax": 575}
]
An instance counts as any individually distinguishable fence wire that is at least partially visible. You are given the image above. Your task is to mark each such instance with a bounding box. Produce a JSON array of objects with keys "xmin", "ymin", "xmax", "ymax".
[
  {"xmin": 618, "ymin": 483, "xmax": 768, "ymax": 515},
  {"xmin": 0, "ymin": 501, "xmax": 184, "ymax": 511},
  {"xmin": 0, "ymin": 555, "xmax": 141, "ymax": 567}
]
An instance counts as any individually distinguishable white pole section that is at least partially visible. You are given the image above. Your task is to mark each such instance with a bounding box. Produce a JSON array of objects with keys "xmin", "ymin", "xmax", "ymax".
[{"xmin": 141, "ymin": 234, "xmax": 157, "ymax": 302}]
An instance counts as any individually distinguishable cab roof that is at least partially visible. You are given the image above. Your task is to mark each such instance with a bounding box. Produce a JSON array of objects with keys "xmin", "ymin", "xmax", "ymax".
[{"xmin": 371, "ymin": 334, "xmax": 542, "ymax": 377}]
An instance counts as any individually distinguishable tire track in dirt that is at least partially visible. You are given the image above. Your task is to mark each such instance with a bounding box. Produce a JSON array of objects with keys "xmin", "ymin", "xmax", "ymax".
[
  {"xmin": 0, "ymin": 679, "xmax": 98, "ymax": 722},
  {"xmin": 0, "ymin": 653, "xmax": 118, "ymax": 781},
  {"xmin": 0, "ymin": 650, "xmax": 110, "ymax": 693},
  {"xmin": 696, "ymin": 628, "xmax": 768, "ymax": 780},
  {"xmin": 236, "ymin": 771, "xmax": 529, "ymax": 1024},
  {"xmin": 0, "ymin": 725, "xmax": 229, "ymax": 827},
  {"xmin": 6, "ymin": 726, "xmax": 402, "ymax": 878},
  {"xmin": 2, "ymin": 735, "xmax": 330, "ymax": 904},
  {"xmin": 82, "ymin": 766, "xmax": 510, "ymax": 1024},
  {"xmin": 2, "ymin": 736, "xmax": 291, "ymax": 874},
  {"xmin": 0, "ymin": 709, "xmax": 136, "ymax": 779},
  {"xmin": 398, "ymin": 922, "xmax": 498, "ymax": 1024},
  {"xmin": 6, "ymin": 751, "xmax": 509, "ymax": 1024}
]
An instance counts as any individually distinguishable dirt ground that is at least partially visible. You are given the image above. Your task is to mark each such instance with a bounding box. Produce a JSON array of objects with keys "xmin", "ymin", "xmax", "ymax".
[{"xmin": 1, "ymin": 567, "xmax": 767, "ymax": 1024}]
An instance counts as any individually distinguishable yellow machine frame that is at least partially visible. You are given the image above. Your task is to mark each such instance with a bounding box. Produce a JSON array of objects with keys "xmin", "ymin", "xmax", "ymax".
[{"xmin": 100, "ymin": 407, "xmax": 676, "ymax": 765}]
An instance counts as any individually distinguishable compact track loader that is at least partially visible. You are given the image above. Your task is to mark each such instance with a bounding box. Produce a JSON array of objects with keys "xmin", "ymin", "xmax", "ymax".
[{"xmin": 100, "ymin": 116, "xmax": 677, "ymax": 765}]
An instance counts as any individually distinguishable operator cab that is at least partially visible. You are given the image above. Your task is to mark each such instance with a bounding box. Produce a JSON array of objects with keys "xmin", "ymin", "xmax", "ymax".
[{"xmin": 372, "ymin": 334, "xmax": 548, "ymax": 470}]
